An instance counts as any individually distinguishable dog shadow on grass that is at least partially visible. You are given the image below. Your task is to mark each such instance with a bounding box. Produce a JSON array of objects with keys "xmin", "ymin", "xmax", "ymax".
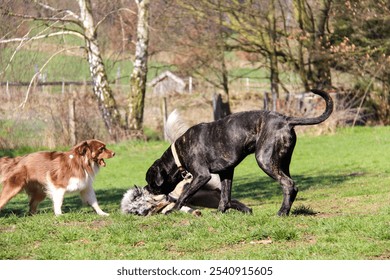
[
  {"xmin": 0, "ymin": 172, "xmax": 358, "ymax": 218},
  {"xmin": 0, "ymin": 186, "xmax": 130, "ymax": 218},
  {"xmin": 232, "ymin": 172, "xmax": 358, "ymax": 215}
]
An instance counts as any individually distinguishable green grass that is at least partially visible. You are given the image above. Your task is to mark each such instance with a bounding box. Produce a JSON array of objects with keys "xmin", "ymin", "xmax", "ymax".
[
  {"xmin": 0, "ymin": 127, "xmax": 389, "ymax": 260},
  {"xmin": 1, "ymin": 47, "xmax": 175, "ymax": 84},
  {"xmin": 1, "ymin": 48, "xmax": 89, "ymax": 82}
]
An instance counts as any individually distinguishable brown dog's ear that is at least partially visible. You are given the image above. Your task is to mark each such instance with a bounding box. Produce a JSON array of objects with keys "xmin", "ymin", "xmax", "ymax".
[{"xmin": 74, "ymin": 141, "xmax": 89, "ymax": 156}]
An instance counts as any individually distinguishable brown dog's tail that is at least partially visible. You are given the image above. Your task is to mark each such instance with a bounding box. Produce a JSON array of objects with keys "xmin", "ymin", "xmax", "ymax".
[
  {"xmin": 0, "ymin": 157, "xmax": 18, "ymax": 177},
  {"xmin": 287, "ymin": 89, "xmax": 334, "ymax": 126},
  {"xmin": 0, "ymin": 157, "xmax": 9, "ymax": 175}
]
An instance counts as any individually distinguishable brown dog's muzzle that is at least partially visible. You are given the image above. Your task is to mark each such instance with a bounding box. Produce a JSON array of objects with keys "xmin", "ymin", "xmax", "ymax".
[{"xmin": 97, "ymin": 148, "xmax": 115, "ymax": 167}]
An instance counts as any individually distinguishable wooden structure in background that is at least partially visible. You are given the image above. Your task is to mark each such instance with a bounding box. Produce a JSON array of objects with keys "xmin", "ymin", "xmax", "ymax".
[{"xmin": 149, "ymin": 71, "xmax": 186, "ymax": 97}]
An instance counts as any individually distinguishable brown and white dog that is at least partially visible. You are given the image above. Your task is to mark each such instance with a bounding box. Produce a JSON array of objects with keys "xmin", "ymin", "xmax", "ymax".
[{"xmin": 0, "ymin": 139, "xmax": 114, "ymax": 216}]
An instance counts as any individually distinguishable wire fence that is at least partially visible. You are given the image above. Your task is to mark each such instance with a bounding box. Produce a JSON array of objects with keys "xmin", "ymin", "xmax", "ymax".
[{"xmin": 0, "ymin": 79, "xmax": 337, "ymax": 149}]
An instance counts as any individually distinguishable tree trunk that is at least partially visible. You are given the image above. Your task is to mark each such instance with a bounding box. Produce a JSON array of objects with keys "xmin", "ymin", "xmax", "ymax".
[
  {"xmin": 78, "ymin": 0, "xmax": 123, "ymax": 140},
  {"xmin": 268, "ymin": 0, "xmax": 280, "ymax": 111},
  {"xmin": 220, "ymin": 42, "xmax": 230, "ymax": 102},
  {"xmin": 128, "ymin": 0, "xmax": 150, "ymax": 131},
  {"xmin": 293, "ymin": 0, "xmax": 332, "ymax": 90},
  {"xmin": 312, "ymin": 0, "xmax": 332, "ymax": 89},
  {"xmin": 293, "ymin": 0, "xmax": 312, "ymax": 91},
  {"xmin": 217, "ymin": 0, "xmax": 231, "ymax": 115}
]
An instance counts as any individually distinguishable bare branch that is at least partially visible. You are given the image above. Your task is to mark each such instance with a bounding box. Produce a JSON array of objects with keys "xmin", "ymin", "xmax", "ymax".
[
  {"xmin": 0, "ymin": 30, "xmax": 84, "ymax": 44},
  {"xmin": 33, "ymin": 0, "xmax": 80, "ymax": 21},
  {"xmin": 0, "ymin": 18, "xmax": 84, "ymax": 77},
  {"xmin": 0, "ymin": 30, "xmax": 31, "ymax": 77},
  {"xmin": 95, "ymin": 8, "xmax": 136, "ymax": 30},
  {"xmin": 5, "ymin": 11, "xmax": 81, "ymax": 25},
  {"xmin": 352, "ymin": 62, "xmax": 386, "ymax": 127},
  {"xmin": 0, "ymin": 19, "xmax": 56, "ymax": 76},
  {"xmin": 19, "ymin": 46, "xmax": 81, "ymax": 109},
  {"xmin": 0, "ymin": 18, "xmax": 28, "ymax": 41}
]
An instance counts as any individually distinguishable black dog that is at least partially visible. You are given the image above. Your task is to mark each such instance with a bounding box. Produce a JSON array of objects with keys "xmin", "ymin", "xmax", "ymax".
[{"xmin": 146, "ymin": 89, "xmax": 333, "ymax": 215}]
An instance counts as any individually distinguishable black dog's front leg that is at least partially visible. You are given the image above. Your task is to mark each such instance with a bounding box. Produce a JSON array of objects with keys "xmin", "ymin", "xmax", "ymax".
[
  {"xmin": 218, "ymin": 169, "xmax": 234, "ymax": 213},
  {"xmin": 173, "ymin": 173, "xmax": 211, "ymax": 211}
]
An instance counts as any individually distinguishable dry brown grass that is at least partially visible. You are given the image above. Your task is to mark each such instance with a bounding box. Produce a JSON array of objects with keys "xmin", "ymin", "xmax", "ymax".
[{"xmin": 0, "ymin": 84, "xmax": 362, "ymax": 148}]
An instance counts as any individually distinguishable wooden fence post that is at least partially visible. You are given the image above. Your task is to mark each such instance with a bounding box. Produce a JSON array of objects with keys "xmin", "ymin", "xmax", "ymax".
[
  {"xmin": 6, "ymin": 81, "xmax": 10, "ymax": 101},
  {"xmin": 272, "ymin": 90, "xmax": 277, "ymax": 111},
  {"xmin": 188, "ymin": 76, "xmax": 192, "ymax": 94},
  {"xmin": 68, "ymin": 92, "xmax": 76, "ymax": 146},
  {"xmin": 61, "ymin": 80, "xmax": 65, "ymax": 95},
  {"xmin": 264, "ymin": 92, "xmax": 270, "ymax": 110},
  {"xmin": 213, "ymin": 93, "xmax": 231, "ymax": 120},
  {"xmin": 162, "ymin": 97, "xmax": 167, "ymax": 140}
]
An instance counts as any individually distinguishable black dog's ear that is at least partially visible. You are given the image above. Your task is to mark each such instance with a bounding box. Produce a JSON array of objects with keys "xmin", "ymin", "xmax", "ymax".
[
  {"xmin": 155, "ymin": 166, "xmax": 165, "ymax": 187},
  {"xmin": 146, "ymin": 164, "xmax": 164, "ymax": 187}
]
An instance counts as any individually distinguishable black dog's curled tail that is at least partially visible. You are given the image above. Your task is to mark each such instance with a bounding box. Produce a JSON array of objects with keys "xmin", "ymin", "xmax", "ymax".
[{"xmin": 288, "ymin": 89, "xmax": 334, "ymax": 126}]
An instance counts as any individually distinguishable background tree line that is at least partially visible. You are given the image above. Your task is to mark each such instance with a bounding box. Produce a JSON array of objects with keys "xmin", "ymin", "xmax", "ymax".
[
  {"xmin": 1, "ymin": 0, "xmax": 389, "ymax": 143},
  {"xmin": 160, "ymin": 0, "xmax": 389, "ymax": 124}
]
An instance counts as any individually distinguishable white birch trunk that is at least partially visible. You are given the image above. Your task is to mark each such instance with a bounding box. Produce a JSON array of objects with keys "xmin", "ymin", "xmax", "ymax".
[
  {"xmin": 128, "ymin": 0, "xmax": 150, "ymax": 131},
  {"xmin": 78, "ymin": 0, "xmax": 123, "ymax": 139}
]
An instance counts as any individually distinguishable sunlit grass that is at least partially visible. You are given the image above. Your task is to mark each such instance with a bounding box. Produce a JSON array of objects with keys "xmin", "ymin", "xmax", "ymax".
[{"xmin": 0, "ymin": 127, "xmax": 389, "ymax": 259}]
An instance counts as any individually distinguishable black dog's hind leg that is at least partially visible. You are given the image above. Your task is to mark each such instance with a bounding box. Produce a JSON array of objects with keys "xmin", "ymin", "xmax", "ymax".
[
  {"xmin": 276, "ymin": 174, "xmax": 297, "ymax": 216},
  {"xmin": 258, "ymin": 160, "xmax": 297, "ymax": 216},
  {"xmin": 255, "ymin": 131, "xmax": 298, "ymax": 216}
]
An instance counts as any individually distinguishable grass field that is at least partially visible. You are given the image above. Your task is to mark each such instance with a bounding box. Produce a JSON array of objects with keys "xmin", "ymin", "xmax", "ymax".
[
  {"xmin": 0, "ymin": 47, "xmax": 177, "ymax": 84},
  {"xmin": 0, "ymin": 127, "xmax": 389, "ymax": 260}
]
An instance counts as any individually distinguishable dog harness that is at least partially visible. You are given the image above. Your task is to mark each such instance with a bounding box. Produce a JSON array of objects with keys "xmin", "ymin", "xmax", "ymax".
[{"xmin": 171, "ymin": 142, "xmax": 193, "ymax": 180}]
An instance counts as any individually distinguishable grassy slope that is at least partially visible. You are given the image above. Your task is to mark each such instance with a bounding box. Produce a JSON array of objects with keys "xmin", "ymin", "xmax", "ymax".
[
  {"xmin": 0, "ymin": 127, "xmax": 389, "ymax": 260},
  {"xmin": 0, "ymin": 47, "xmax": 175, "ymax": 83}
]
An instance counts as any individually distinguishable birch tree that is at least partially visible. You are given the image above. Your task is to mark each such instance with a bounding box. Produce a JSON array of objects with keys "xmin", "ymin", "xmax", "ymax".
[
  {"xmin": 78, "ymin": 0, "xmax": 124, "ymax": 140},
  {"xmin": 128, "ymin": 0, "xmax": 149, "ymax": 130},
  {"xmin": 0, "ymin": 0, "xmax": 125, "ymax": 140}
]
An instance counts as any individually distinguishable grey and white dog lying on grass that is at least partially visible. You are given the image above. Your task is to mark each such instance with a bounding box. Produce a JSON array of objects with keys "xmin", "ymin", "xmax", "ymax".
[
  {"xmin": 120, "ymin": 110, "xmax": 250, "ymax": 216},
  {"xmin": 120, "ymin": 180, "xmax": 201, "ymax": 216}
]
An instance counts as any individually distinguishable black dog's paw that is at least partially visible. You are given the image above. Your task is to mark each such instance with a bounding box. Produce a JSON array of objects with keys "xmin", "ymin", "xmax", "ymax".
[
  {"xmin": 277, "ymin": 210, "xmax": 290, "ymax": 216},
  {"xmin": 217, "ymin": 206, "xmax": 228, "ymax": 213}
]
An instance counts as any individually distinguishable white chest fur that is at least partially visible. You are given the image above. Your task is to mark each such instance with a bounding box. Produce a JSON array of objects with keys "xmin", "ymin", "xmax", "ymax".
[
  {"xmin": 66, "ymin": 173, "xmax": 94, "ymax": 192},
  {"xmin": 45, "ymin": 170, "xmax": 96, "ymax": 196}
]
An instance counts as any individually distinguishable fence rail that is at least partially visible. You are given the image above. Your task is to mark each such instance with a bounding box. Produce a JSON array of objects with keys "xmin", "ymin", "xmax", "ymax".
[{"xmin": 0, "ymin": 81, "xmax": 93, "ymax": 86}]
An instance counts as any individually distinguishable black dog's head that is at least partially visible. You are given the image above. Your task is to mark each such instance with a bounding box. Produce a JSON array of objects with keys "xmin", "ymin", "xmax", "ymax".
[{"xmin": 145, "ymin": 157, "xmax": 181, "ymax": 195}]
